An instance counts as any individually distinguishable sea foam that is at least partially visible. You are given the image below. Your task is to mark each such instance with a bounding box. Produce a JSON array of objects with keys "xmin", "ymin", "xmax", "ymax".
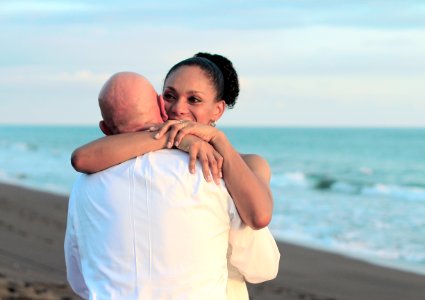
[{"xmin": 272, "ymin": 171, "xmax": 425, "ymax": 202}]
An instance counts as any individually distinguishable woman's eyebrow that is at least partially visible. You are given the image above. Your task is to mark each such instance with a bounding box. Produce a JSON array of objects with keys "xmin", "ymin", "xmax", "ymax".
[
  {"xmin": 164, "ymin": 86, "xmax": 176, "ymax": 92},
  {"xmin": 165, "ymin": 86, "xmax": 205, "ymax": 95},
  {"xmin": 187, "ymin": 90, "xmax": 205, "ymax": 95}
]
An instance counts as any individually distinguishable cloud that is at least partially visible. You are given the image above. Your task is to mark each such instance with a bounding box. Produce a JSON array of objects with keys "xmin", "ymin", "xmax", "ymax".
[
  {"xmin": 1, "ymin": 1, "xmax": 92, "ymax": 13},
  {"xmin": 1, "ymin": 0, "xmax": 425, "ymax": 29},
  {"xmin": 1, "ymin": 1, "xmax": 424, "ymax": 126},
  {"xmin": 230, "ymin": 73, "xmax": 425, "ymax": 126},
  {"xmin": 0, "ymin": 1, "xmax": 94, "ymax": 17},
  {"xmin": 0, "ymin": 67, "xmax": 109, "ymax": 86},
  {"xmin": 55, "ymin": 70, "xmax": 109, "ymax": 84}
]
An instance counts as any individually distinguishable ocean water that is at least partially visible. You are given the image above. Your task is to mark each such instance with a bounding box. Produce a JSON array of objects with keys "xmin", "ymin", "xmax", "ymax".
[{"xmin": 1, "ymin": 125, "xmax": 425, "ymax": 275}]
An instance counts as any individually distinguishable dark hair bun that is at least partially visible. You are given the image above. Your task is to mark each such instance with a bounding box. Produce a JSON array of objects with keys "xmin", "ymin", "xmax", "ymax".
[{"xmin": 195, "ymin": 53, "xmax": 239, "ymax": 108}]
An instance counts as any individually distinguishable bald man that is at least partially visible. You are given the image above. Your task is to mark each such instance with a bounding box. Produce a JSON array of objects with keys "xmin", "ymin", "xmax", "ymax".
[
  {"xmin": 64, "ymin": 72, "xmax": 279, "ymax": 300},
  {"xmin": 97, "ymin": 72, "xmax": 165, "ymax": 135}
]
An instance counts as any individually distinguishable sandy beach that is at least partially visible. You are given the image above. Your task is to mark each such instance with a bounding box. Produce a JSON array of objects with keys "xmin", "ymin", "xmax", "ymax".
[{"xmin": 1, "ymin": 182, "xmax": 424, "ymax": 300}]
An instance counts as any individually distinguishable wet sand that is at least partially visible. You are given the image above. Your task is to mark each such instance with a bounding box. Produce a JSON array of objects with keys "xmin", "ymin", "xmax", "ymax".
[{"xmin": 1, "ymin": 182, "xmax": 424, "ymax": 299}]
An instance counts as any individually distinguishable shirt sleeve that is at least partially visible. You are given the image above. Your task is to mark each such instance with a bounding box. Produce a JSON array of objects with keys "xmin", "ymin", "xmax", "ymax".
[
  {"xmin": 64, "ymin": 179, "xmax": 90, "ymax": 299},
  {"xmin": 228, "ymin": 203, "xmax": 281, "ymax": 284}
]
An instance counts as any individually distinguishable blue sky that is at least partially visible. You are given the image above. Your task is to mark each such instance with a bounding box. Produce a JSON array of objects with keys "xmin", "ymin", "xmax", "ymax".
[{"xmin": 1, "ymin": 0, "xmax": 424, "ymax": 126}]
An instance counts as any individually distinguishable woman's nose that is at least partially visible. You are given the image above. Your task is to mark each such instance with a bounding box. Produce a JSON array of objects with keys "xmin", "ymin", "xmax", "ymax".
[{"xmin": 169, "ymin": 99, "xmax": 189, "ymax": 116}]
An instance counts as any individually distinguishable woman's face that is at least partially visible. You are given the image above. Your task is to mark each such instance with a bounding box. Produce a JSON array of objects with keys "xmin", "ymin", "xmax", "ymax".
[{"xmin": 162, "ymin": 66, "xmax": 225, "ymax": 125}]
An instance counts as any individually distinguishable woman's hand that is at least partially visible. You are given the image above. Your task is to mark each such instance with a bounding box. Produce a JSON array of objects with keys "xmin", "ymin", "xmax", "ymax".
[
  {"xmin": 151, "ymin": 120, "xmax": 220, "ymax": 149},
  {"xmin": 176, "ymin": 135, "xmax": 223, "ymax": 185}
]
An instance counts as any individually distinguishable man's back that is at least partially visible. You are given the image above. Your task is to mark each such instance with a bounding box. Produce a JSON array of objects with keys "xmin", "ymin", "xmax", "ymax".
[{"xmin": 66, "ymin": 149, "xmax": 237, "ymax": 299}]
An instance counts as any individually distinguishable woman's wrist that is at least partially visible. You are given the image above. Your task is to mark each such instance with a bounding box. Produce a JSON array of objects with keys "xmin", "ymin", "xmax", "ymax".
[
  {"xmin": 210, "ymin": 130, "xmax": 226, "ymax": 148},
  {"xmin": 148, "ymin": 130, "xmax": 169, "ymax": 150}
]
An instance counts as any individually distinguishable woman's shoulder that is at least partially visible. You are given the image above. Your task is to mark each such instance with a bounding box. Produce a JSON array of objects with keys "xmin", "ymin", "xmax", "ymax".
[{"xmin": 240, "ymin": 153, "xmax": 271, "ymax": 182}]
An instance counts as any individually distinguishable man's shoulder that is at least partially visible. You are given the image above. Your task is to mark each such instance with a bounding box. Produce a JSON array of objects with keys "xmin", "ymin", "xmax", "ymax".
[
  {"xmin": 105, "ymin": 157, "xmax": 139, "ymax": 171},
  {"xmin": 71, "ymin": 158, "xmax": 139, "ymax": 190},
  {"xmin": 144, "ymin": 149, "xmax": 190, "ymax": 168},
  {"xmin": 70, "ymin": 159, "xmax": 137, "ymax": 204}
]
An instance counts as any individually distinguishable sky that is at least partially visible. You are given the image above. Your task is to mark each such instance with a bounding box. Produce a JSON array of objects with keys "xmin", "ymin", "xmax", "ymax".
[{"xmin": 1, "ymin": 0, "xmax": 424, "ymax": 127}]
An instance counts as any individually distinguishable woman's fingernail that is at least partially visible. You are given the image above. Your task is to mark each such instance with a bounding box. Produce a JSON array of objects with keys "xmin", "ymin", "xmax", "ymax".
[
  {"xmin": 175, "ymin": 141, "xmax": 179, "ymax": 147},
  {"xmin": 155, "ymin": 133, "xmax": 160, "ymax": 139},
  {"xmin": 167, "ymin": 141, "xmax": 172, "ymax": 148},
  {"xmin": 219, "ymin": 171, "xmax": 223, "ymax": 178},
  {"xmin": 190, "ymin": 168, "xmax": 195, "ymax": 174}
]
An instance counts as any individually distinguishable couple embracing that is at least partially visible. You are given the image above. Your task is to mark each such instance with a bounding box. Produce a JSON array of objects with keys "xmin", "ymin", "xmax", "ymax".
[{"xmin": 64, "ymin": 52, "xmax": 280, "ymax": 299}]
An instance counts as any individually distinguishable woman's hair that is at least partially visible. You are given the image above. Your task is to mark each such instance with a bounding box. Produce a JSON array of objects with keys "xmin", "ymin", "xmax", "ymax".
[{"xmin": 164, "ymin": 52, "xmax": 239, "ymax": 108}]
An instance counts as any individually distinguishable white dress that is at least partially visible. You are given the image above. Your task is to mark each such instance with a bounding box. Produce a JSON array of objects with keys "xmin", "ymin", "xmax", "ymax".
[
  {"xmin": 226, "ymin": 226, "xmax": 281, "ymax": 300},
  {"xmin": 227, "ymin": 264, "xmax": 249, "ymax": 300}
]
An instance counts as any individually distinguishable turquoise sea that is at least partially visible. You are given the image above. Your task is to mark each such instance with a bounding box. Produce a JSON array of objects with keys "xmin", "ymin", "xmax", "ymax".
[{"xmin": 1, "ymin": 125, "xmax": 425, "ymax": 275}]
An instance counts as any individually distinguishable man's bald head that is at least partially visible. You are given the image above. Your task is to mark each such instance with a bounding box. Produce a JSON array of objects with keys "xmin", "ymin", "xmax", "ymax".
[{"xmin": 98, "ymin": 72, "xmax": 164, "ymax": 135}]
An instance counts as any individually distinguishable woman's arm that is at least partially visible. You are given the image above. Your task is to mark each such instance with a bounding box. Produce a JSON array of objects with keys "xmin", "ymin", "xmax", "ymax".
[
  {"xmin": 212, "ymin": 133, "xmax": 273, "ymax": 230},
  {"xmin": 156, "ymin": 121, "xmax": 274, "ymax": 229},
  {"xmin": 71, "ymin": 130, "xmax": 223, "ymax": 185},
  {"xmin": 71, "ymin": 131, "xmax": 167, "ymax": 173}
]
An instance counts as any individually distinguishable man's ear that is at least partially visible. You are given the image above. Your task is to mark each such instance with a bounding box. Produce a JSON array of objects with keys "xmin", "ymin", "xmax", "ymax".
[
  {"xmin": 157, "ymin": 95, "xmax": 168, "ymax": 122},
  {"xmin": 99, "ymin": 120, "xmax": 113, "ymax": 136}
]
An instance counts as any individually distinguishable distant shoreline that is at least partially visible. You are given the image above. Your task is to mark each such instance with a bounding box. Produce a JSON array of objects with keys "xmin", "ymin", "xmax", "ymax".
[{"xmin": 1, "ymin": 124, "xmax": 424, "ymax": 129}]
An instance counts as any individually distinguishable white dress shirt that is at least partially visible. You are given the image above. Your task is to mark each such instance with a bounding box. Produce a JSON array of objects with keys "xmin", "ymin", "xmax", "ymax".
[{"xmin": 65, "ymin": 149, "xmax": 279, "ymax": 300}]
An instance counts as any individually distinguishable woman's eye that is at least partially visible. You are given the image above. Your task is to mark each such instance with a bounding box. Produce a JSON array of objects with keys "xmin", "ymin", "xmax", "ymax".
[
  {"xmin": 189, "ymin": 96, "xmax": 201, "ymax": 103},
  {"xmin": 163, "ymin": 93, "xmax": 176, "ymax": 101}
]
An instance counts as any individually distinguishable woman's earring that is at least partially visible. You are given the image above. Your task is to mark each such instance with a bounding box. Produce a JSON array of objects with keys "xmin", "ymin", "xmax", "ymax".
[{"xmin": 210, "ymin": 120, "xmax": 216, "ymax": 127}]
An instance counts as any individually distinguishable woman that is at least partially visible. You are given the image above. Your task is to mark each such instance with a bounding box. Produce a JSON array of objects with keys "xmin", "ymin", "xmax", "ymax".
[{"xmin": 71, "ymin": 53, "xmax": 275, "ymax": 298}]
